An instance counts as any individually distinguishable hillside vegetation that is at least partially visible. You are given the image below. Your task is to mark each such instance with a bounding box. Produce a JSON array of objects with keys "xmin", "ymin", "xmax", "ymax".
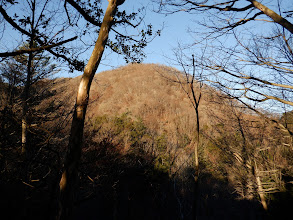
[{"xmin": 1, "ymin": 63, "xmax": 293, "ymax": 219}]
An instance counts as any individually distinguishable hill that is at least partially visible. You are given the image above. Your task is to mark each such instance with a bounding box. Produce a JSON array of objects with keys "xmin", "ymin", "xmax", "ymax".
[
  {"xmin": 1, "ymin": 63, "xmax": 292, "ymax": 219},
  {"xmin": 47, "ymin": 63, "xmax": 236, "ymax": 140}
]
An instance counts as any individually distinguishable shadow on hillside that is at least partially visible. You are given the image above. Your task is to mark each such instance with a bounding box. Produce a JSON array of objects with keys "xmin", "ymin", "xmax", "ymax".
[
  {"xmin": 0, "ymin": 135, "xmax": 292, "ymax": 220},
  {"xmin": 71, "ymin": 136, "xmax": 270, "ymax": 220},
  {"xmin": 73, "ymin": 139, "xmax": 183, "ymax": 220},
  {"xmin": 0, "ymin": 81, "xmax": 64, "ymax": 220},
  {"xmin": 197, "ymin": 171, "xmax": 265, "ymax": 220}
]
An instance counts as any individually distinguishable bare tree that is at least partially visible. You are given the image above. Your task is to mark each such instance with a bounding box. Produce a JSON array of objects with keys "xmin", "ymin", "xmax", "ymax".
[
  {"xmin": 156, "ymin": 0, "xmax": 293, "ymax": 110},
  {"xmin": 159, "ymin": 49, "xmax": 205, "ymax": 218},
  {"xmin": 153, "ymin": 1, "xmax": 293, "ymax": 214}
]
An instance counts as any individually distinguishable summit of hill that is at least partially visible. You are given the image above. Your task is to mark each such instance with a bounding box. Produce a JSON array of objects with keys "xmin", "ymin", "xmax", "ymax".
[{"xmin": 50, "ymin": 63, "xmax": 231, "ymax": 137}]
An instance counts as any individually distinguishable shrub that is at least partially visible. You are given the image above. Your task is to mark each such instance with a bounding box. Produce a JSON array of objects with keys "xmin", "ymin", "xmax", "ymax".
[{"xmin": 155, "ymin": 133, "xmax": 168, "ymax": 152}]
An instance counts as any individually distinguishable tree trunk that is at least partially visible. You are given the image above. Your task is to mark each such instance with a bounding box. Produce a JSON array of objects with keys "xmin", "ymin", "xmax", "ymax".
[
  {"xmin": 249, "ymin": 0, "xmax": 293, "ymax": 34},
  {"xmin": 8, "ymin": 70, "xmax": 17, "ymax": 106},
  {"xmin": 254, "ymin": 160, "xmax": 268, "ymax": 211},
  {"xmin": 21, "ymin": 0, "xmax": 35, "ymax": 155},
  {"xmin": 189, "ymin": 56, "xmax": 202, "ymax": 219},
  {"xmin": 194, "ymin": 105, "xmax": 200, "ymax": 177},
  {"xmin": 193, "ymin": 105, "xmax": 200, "ymax": 220},
  {"xmin": 57, "ymin": 1, "xmax": 122, "ymax": 219},
  {"xmin": 21, "ymin": 51, "xmax": 32, "ymax": 155}
]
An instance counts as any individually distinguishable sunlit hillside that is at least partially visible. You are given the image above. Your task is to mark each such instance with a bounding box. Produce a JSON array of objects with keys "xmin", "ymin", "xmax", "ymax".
[
  {"xmin": 48, "ymin": 63, "xmax": 241, "ymax": 139},
  {"xmin": 1, "ymin": 63, "xmax": 292, "ymax": 219}
]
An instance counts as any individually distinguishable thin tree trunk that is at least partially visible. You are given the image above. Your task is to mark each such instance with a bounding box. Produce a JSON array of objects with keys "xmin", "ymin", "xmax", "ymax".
[
  {"xmin": 57, "ymin": 1, "xmax": 122, "ymax": 219},
  {"xmin": 254, "ymin": 161, "xmax": 268, "ymax": 211},
  {"xmin": 8, "ymin": 71, "xmax": 17, "ymax": 106},
  {"xmin": 190, "ymin": 55, "xmax": 202, "ymax": 219},
  {"xmin": 21, "ymin": 51, "xmax": 32, "ymax": 154},
  {"xmin": 194, "ymin": 105, "xmax": 200, "ymax": 177},
  {"xmin": 21, "ymin": 0, "xmax": 35, "ymax": 155},
  {"xmin": 236, "ymin": 114, "xmax": 250, "ymax": 198},
  {"xmin": 193, "ymin": 104, "xmax": 200, "ymax": 220}
]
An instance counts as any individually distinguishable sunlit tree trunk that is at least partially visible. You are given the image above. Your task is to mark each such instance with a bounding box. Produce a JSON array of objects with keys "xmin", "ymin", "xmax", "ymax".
[
  {"xmin": 21, "ymin": 0, "xmax": 35, "ymax": 155},
  {"xmin": 21, "ymin": 48, "xmax": 33, "ymax": 155},
  {"xmin": 191, "ymin": 84, "xmax": 201, "ymax": 220},
  {"xmin": 57, "ymin": 1, "xmax": 124, "ymax": 219},
  {"xmin": 254, "ymin": 160, "xmax": 268, "ymax": 211}
]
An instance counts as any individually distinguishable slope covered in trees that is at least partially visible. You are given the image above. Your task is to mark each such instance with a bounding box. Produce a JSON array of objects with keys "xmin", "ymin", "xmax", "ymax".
[{"xmin": 1, "ymin": 63, "xmax": 292, "ymax": 219}]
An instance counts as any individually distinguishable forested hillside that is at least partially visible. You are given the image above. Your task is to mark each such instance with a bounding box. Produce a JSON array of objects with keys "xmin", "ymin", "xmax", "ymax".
[
  {"xmin": 1, "ymin": 63, "xmax": 292, "ymax": 219},
  {"xmin": 1, "ymin": 0, "xmax": 293, "ymax": 219}
]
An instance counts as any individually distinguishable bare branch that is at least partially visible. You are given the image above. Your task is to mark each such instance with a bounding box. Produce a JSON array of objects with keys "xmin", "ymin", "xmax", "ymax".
[
  {"xmin": 247, "ymin": 88, "xmax": 293, "ymax": 106},
  {"xmin": 0, "ymin": 36, "xmax": 77, "ymax": 57},
  {"xmin": 210, "ymin": 65, "xmax": 293, "ymax": 90},
  {"xmin": 65, "ymin": 0, "xmax": 102, "ymax": 27},
  {"xmin": 0, "ymin": 5, "xmax": 32, "ymax": 37},
  {"xmin": 186, "ymin": 0, "xmax": 254, "ymax": 12},
  {"xmin": 0, "ymin": 5, "xmax": 83, "ymax": 69},
  {"xmin": 248, "ymin": 0, "xmax": 293, "ymax": 34}
]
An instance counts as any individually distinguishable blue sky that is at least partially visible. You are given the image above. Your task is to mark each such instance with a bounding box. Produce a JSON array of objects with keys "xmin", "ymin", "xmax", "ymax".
[
  {"xmin": 1, "ymin": 0, "xmax": 292, "ymax": 112},
  {"xmin": 1, "ymin": 0, "xmax": 291, "ymax": 78},
  {"xmin": 0, "ymin": 0, "xmax": 242, "ymax": 77},
  {"xmin": 0, "ymin": 0, "xmax": 192, "ymax": 77},
  {"xmin": 69, "ymin": 0, "xmax": 196, "ymax": 77}
]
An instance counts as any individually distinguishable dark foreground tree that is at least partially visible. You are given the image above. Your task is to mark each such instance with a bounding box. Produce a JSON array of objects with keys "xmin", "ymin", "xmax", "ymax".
[
  {"xmin": 0, "ymin": 0, "xmax": 81, "ymax": 155},
  {"xmin": 0, "ymin": 41, "xmax": 58, "ymax": 154}
]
